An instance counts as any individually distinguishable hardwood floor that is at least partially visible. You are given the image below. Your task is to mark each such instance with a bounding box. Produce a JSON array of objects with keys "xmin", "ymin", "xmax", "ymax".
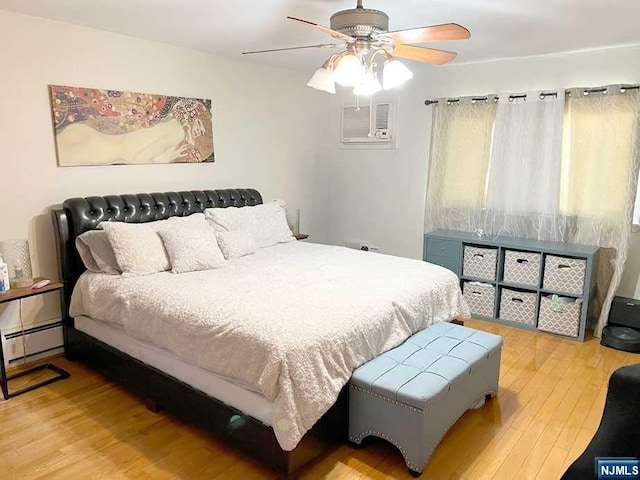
[{"xmin": 0, "ymin": 319, "xmax": 637, "ymax": 479}]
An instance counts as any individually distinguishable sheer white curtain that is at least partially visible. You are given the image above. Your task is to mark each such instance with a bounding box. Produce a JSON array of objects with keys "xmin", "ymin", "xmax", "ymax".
[
  {"xmin": 485, "ymin": 92, "xmax": 569, "ymax": 240},
  {"xmin": 561, "ymin": 86, "xmax": 640, "ymax": 336},
  {"xmin": 424, "ymin": 85, "xmax": 640, "ymax": 336},
  {"xmin": 424, "ymin": 96, "xmax": 497, "ymax": 233}
]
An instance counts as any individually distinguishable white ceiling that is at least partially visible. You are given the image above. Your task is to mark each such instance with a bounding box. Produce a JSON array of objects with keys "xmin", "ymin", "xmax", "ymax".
[{"xmin": 2, "ymin": 0, "xmax": 640, "ymax": 71}]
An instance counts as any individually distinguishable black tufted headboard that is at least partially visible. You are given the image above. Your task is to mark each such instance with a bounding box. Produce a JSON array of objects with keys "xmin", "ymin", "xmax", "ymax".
[{"xmin": 51, "ymin": 189, "xmax": 262, "ymax": 326}]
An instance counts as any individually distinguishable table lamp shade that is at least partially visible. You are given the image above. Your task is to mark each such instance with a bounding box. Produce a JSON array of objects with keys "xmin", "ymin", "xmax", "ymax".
[
  {"xmin": 0, "ymin": 239, "xmax": 33, "ymax": 281},
  {"xmin": 285, "ymin": 208, "xmax": 300, "ymax": 236}
]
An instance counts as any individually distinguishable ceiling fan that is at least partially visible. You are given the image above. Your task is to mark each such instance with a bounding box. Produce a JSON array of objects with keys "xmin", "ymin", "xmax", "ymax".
[{"xmin": 243, "ymin": 0, "xmax": 470, "ymax": 96}]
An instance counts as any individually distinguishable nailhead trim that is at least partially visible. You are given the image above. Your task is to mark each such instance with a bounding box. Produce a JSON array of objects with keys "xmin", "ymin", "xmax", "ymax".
[
  {"xmin": 350, "ymin": 430, "xmax": 421, "ymax": 471},
  {"xmin": 350, "ymin": 387, "xmax": 498, "ymax": 473},
  {"xmin": 349, "ymin": 382, "xmax": 451, "ymax": 412},
  {"xmin": 349, "ymin": 384, "xmax": 423, "ymax": 412}
]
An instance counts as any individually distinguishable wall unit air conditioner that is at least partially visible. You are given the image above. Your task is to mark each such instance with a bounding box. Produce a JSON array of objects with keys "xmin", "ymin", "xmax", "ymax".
[{"xmin": 341, "ymin": 101, "xmax": 396, "ymax": 149}]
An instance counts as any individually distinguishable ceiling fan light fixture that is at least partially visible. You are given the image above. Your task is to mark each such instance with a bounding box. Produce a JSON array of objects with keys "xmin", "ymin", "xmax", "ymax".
[
  {"xmin": 307, "ymin": 66, "xmax": 336, "ymax": 94},
  {"xmin": 383, "ymin": 59, "xmax": 414, "ymax": 90},
  {"xmin": 353, "ymin": 71, "xmax": 382, "ymax": 96},
  {"xmin": 333, "ymin": 53, "xmax": 364, "ymax": 87},
  {"xmin": 244, "ymin": 2, "xmax": 469, "ymax": 98}
]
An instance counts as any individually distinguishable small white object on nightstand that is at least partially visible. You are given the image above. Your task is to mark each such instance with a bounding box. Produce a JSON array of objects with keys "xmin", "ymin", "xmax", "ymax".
[{"xmin": 30, "ymin": 279, "xmax": 51, "ymax": 290}]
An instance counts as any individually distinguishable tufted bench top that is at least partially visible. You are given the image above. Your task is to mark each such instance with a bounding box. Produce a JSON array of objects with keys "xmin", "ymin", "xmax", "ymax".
[{"xmin": 350, "ymin": 322, "xmax": 503, "ymax": 410}]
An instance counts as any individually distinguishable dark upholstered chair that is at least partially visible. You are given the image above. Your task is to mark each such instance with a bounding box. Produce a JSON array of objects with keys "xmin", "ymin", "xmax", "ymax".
[{"xmin": 562, "ymin": 363, "xmax": 640, "ymax": 480}]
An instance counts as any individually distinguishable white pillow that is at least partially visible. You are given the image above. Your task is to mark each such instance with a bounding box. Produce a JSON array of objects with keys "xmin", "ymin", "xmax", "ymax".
[
  {"xmin": 204, "ymin": 201, "xmax": 294, "ymax": 248},
  {"xmin": 161, "ymin": 213, "xmax": 207, "ymax": 227},
  {"xmin": 100, "ymin": 222, "xmax": 170, "ymax": 276},
  {"xmin": 216, "ymin": 230, "xmax": 258, "ymax": 259},
  {"xmin": 159, "ymin": 224, "xmax": 225, "ymax": 273},
  {"xmin": 101, "ymin": 213, "xmax": 206, "ymax": 230},
  {"xmin": 76, "ymin": 230, "xmax": 121, "ymax": 275}
]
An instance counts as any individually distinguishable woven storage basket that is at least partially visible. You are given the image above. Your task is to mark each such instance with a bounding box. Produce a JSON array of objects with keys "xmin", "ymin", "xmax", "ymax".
[
  {"xmin": 543, "ymin": 255, "xmax": 586, "ymax": 296},
  {"xmin": 499, "ymin": 288, "xmax": 537, "ymax": 326},
  {"xmin": 463, "ymin": 282, "xmax": 496, "ymax": 318},
  {"xmin": 503, "ymin": 250, "xmax": 541, "ymax": 287},
  {"xmin": 538, "ymin": 295, "xmax": 581, "ymax": 338},
  {"xmin": 463, "ymin": 246, "xmax": 498, "ymax": 281}
]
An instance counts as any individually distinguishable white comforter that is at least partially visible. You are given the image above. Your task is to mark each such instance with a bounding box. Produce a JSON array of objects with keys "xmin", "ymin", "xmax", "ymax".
[{"xmin": 70, "ymin": 241, "xmax": 469, "ymax": 450}]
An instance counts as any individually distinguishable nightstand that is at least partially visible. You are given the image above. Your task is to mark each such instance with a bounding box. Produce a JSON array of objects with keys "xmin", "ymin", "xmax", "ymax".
[
  {"xmin": 0, "ymin": 278, "xmax": 70, "ymax": 400},
  {"xmin": 295, "ymin": 234, "xmax": 309, "ymax": 241}
]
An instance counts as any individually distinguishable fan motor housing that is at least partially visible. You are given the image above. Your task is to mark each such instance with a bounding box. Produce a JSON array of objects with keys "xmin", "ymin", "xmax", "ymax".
[{"xmin": 330, "ymin": 8, "xmax": 389, "ymax": 37}]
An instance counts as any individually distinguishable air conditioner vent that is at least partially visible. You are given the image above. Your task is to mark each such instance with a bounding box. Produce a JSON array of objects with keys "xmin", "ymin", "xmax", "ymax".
[
  {"xmin": 375, "ymin": 103, "xmax": 389, "ymax": 130},
  {"xmin": 343, "ymin": 106, "xmax": 371, "ymax": 140},
  {"xmin": 341, "ymin": 101, "xmax": 396, "ymax": 148}
]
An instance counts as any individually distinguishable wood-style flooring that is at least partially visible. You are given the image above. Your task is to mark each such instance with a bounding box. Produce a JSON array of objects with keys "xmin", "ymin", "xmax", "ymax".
[{"xmin": 1, "ymin": 319, "xmax": 637, "ymax": 479}]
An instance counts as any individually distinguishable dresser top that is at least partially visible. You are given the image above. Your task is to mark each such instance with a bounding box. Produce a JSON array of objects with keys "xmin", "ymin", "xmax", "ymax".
[{"xmin": 427, "ymin": 229, "xmax": 600, "ymax": 257}]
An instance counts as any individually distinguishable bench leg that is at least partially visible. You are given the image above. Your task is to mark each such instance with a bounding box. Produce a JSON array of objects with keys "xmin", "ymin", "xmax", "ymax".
[
  {"xmin": 472, "ymin": 391, "xmax": 498, "ymax": 409},
  {"xmin": 349, "ymin": 439, "xmax": 365, "ymax": 449}
]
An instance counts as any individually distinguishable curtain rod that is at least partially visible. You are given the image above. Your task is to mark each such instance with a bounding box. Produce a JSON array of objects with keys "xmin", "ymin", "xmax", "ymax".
[{"xmin": 424, "ymin": 84, "xmax": 640, "ymax": 106}]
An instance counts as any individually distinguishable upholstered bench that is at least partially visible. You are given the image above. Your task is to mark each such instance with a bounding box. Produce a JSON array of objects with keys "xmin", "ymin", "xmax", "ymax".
[{"xmin": 348, "ymin": 322, "xmax": 502, "ymax": 476}]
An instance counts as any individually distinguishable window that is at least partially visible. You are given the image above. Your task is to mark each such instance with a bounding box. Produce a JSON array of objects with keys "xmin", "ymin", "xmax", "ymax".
[{"xmin": 560, "ymin": 94, "xmax": 638, "ymax": 220}]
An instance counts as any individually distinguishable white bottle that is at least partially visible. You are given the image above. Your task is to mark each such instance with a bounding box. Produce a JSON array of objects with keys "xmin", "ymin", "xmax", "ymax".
[{"xmin": 0, "ymin": 255, "xmax": 10, "ymax": 293}]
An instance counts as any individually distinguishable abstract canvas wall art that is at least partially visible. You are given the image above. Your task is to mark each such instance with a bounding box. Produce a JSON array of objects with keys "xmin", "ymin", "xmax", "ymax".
[{"xmin": 49, "ymin": 85, "xmax": 214, "ymax": 166}]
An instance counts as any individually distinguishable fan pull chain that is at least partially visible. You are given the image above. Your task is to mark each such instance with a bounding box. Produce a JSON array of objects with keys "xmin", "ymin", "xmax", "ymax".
[{"xmin": 368, "ymin": 94, "xmax": 374, "ymax": 138}]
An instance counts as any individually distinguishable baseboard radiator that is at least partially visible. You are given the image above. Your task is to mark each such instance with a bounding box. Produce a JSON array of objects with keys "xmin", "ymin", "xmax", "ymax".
[{"xmin": 2, "ymin": 320, "xmax": 64, "ymax": 366}]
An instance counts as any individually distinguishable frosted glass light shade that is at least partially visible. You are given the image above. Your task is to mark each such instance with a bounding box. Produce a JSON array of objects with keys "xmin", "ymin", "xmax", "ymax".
[
  {"xmin": 353, "ymin": 72, "xmax": 382, "ymax": 96},
  {"xmin": 285, "ymin": 208, "xmax": 300, "ymax": 236},
  {"xmin": 334, "ymin": 54, "xmax": 363, "ymax": 87},
  {"xmin": 0, "ymin": 239, "xmax": 32, "ymax": 281},
  {"xmin": 307, "ymin": 67, "xmax": 336, "ymax": 94},
  {"xmin": 383, "ymin": 59, "xmax": 414, "ymax": 90}
]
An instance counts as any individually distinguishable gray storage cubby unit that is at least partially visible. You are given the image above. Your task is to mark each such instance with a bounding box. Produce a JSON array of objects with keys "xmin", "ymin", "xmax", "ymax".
[{"xmin": 424, "ymin": 229, "xmax": 600, "ymax": 342}]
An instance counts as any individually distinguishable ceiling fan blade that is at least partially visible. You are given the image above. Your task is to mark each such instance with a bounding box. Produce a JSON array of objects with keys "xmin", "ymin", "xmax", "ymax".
[
  {"xmin": 242, "ymin": 43, "xmax": 339, "ymax": 55},
  {"xmin": 379, "ymin": 23, "xmax": 470, "ymax": 45},
  {"xmin": 287, "ymin": 16, "xmax": 355, "ymax": 43},
  {"xmin": 392, "ymin": 45, "xmax": 457, "ymax": 65}
]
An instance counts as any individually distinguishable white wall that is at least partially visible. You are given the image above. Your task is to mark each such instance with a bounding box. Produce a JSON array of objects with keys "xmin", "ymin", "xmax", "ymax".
[
  {"xmin": 3, "ymin": 7, "xmax": 640, "ymax": 362},
  {"xmin": 327, "ymin": 45, "xmax": 640, "ymax": 298},
  {"xmin": 0, "ymin": 10, "xmax": 332, "ymax": 359}
]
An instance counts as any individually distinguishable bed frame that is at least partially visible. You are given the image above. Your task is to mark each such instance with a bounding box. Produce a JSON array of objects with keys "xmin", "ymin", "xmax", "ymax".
[{"xmin": 51, "ymin": 189, "xmax": 348, "ymax": 478}]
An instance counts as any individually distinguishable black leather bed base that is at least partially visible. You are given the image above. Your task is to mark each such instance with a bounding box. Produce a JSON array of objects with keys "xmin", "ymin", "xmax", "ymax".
[{"xmin": 51, "ymin": 189, "xmax": 347, "ymax": 478}]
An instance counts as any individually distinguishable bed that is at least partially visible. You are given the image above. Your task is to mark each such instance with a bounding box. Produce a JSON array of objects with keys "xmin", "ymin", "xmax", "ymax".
[{"xmin": 51, "ymin": 188, "xmax": 468, "ymax": 476}]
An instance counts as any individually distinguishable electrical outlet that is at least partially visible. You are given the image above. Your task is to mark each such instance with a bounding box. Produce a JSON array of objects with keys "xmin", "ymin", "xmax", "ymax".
[{"xmin": 347, "ymin": 241, "xmax": 379, "ymax": 252}]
